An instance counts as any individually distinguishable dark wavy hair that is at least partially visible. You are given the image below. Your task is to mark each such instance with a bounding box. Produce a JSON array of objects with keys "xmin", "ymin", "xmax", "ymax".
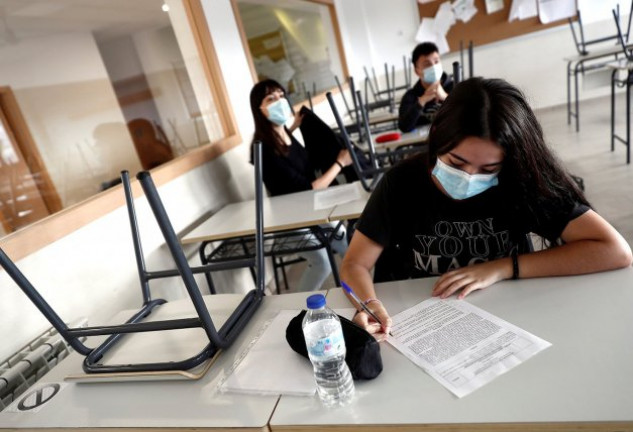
[
  {"xmin": 427, "ymin": 77, "xmax": 589, "ymax": 237},
  {"xmin": 249, "ymin": 79, "xmax": 294, "ymax": 157}
]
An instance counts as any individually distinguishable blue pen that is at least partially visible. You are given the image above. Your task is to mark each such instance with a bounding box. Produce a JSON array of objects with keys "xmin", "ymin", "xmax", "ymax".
[{"xmin": 341, "ymin": 281, "xmax": 391, "ymax": 335}]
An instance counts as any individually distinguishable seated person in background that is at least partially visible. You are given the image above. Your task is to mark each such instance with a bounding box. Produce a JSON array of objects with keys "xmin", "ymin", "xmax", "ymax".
[
  {"xmin": 249, "ymin": 79, "xmax": 353, "ymax": 292},
  {"xmin": 342, "ymin": 77, "xmax": 632, "ymax": 337},
  {"xmin": 398, "ymin": 42, "xmax": 454, "ymax": 132}
]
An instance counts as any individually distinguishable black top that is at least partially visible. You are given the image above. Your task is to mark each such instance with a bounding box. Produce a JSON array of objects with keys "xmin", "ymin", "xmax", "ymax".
[
  {"xmin": 356, "ymin": 155, "xmax": 589, "ymax": 283},
  {"xmin": 259, "ymin": 133, "xmax": 316, "ymax": 196},
  {"xmin": 398, "ymin": 73, "xmax": 454, "ymax": 132}
]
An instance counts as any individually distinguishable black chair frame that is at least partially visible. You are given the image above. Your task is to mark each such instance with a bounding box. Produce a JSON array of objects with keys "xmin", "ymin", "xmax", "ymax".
[
  {"xmin": 0, "ymin": 142, "xmax": 268, "ymax": 374},
  {"xmin": 199, "ymin": 222, "xmax": 344, "ymax": 294}
]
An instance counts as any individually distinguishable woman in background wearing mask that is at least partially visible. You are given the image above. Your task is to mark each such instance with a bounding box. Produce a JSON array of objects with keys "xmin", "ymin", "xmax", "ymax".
[
  {"xmin": 249, "ymin": 79, "xmax": 352, "ymax": 292},
  {"xmin": 342, "ymin": 77, "xmax": 632, "ymax": 337},
  {"xmin": 398, "ymin": 41, "xmax": 453, "ymax": 133}
]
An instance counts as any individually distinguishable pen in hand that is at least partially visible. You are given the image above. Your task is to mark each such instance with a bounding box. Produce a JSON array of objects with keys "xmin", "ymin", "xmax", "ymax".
[{"xmin": 341, "ymin": 281, "xmax": 392, "ymax": 336}]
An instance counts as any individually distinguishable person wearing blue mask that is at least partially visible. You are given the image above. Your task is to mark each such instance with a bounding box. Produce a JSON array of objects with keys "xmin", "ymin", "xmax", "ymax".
[
  {"xmin": 341, "ymin": 77, "xmax": 633, "ymax": 337},
  {"xmin": 249, "ymin": 79, "xmax": 352, "ymax": 292},
  {"xmin": 398, "ymin": 42, "xmax": 454, "ymax": 133}
]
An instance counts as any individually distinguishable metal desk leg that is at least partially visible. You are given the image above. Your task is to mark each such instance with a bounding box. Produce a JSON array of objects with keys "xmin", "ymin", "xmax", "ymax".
[
  {"xmin": 574, "ymin": 62, "xmax": 582, "ymax": 132},
  {"xmin": 567, "ymin": 60, "xmax": 573, "ymax": 125},
  {"xmin": 625, "ymin": 69, "xmax": 631, "ymax": 165},
  {"xmin": 612, "ymin": 69, "xmax": 617, "ymax": 152}
]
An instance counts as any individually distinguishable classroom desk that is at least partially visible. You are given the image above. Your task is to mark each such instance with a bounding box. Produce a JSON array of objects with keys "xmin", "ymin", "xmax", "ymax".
[
  {"xmin": 337, "ymin": 110, "xmax": 399, "ymax": 136},
  {"xmin": 0, "ymin": 291, "xmax": 322, "ymax": 431},
  {"xmin": 608, "ymin": 58, "xmax": 633, "ymax": 164},
  {"xmin": 565, "ymin": 44, "xmax": 633, "ymax": 132},
  {"xmin": 271, "ymin": 268, "xmax": 633, "ymax": 431},
  {"xmin": 181, "ymin": 188, "xmax": 335, "ymax": 244}
]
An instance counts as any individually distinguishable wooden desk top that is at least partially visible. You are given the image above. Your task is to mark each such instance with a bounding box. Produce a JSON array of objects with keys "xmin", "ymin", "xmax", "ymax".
[{"xmin": 271, "ymin": 268, "xmax": 633, "ymax": 431}]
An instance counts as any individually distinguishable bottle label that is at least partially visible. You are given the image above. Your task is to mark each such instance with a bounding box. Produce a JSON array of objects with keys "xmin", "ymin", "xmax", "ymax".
[{"xmin": 306, "ymin": 326, "xmax": 345, "ymax": 359}]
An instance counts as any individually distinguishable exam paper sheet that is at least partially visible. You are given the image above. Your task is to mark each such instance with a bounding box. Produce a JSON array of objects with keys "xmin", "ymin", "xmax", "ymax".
[
  {"xmin": 388, "ymin": 298, "xmax": 551, "ymax": 398},
  {"xmin": 314, "ymin": 183, "xmax": 361, "ymax": 210}
]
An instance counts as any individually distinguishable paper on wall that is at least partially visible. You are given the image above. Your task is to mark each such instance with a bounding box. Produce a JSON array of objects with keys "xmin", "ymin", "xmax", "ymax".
[
  {"xmin": 537, "ymin": 0, "xmax": 577, "ymax": 24},
  {"xmin": 435, "ymin": 1, "xmax": 456, "ymax": 35},
  {"xmin": 485, "ymin": 0, "xmax": 504, "ymax": 14},
  {"xmin": 452, "ymin": 0, "xmax": 478, "ymax": 22},
  {"xmin": 510, "ymin": 0, "xmax": 538, "ymax": 21},
  {"xmin": 415, "ymin": 17, "xmax": 438, "ymax": 43},
  {"xmin": 415, "ymin": 17, "xmax": 451, "ymax": 54}
]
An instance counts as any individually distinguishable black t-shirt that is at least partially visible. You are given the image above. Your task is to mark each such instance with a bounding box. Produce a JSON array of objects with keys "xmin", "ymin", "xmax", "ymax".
[
  {"xmin": 357, "ymin": 155, "xmax": 589, "ymax": 283},
  {"xmin": 259, "ymin": 134, "xmax": 316, "ymax": 196},
  {"xmin": 398, "ymin": 73, "xmax": 454, "ymax": 132}
]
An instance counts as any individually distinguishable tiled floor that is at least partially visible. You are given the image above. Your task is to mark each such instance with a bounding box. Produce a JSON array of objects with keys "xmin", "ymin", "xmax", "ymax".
[
  {"xmin": 276, "ymin": 94, "xmax": 633, "ymax": 294},
  {"xmin": 539, "ymin": 94, "xmax": 633, "ymax": 244}
]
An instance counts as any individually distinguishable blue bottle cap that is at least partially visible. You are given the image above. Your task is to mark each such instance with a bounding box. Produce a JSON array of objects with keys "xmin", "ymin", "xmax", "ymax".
[{"xmin": 306, "ymin": 294, "xmax": 326, "ymax": 309}]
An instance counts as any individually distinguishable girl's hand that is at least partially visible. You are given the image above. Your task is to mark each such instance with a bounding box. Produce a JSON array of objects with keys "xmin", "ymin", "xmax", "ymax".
[
  {"xmin": 352, "ymin": 302, "xmax": 392, "ymax": 340},
  {"xmin": 289, "ymin": 110, "xmax": 305, "ymax": 131},
  {"xmin": 432, "ymin": 258, "xmax": 512, "ymax": 299}
]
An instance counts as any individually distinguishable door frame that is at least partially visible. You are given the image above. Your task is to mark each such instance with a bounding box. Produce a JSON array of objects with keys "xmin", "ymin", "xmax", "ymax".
[{"xmin": 0, "ymin": 86, "xmax": 62, "ymax": 216}]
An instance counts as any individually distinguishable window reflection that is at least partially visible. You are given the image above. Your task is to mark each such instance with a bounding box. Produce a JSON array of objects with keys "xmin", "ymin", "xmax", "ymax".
[
  {"xmin": 0, "ymin": 0, "xmax": 223, "ymax": 234},
  {"xmin": 236, "ymin": 0, "xmax": 345, "ymax": 105}
]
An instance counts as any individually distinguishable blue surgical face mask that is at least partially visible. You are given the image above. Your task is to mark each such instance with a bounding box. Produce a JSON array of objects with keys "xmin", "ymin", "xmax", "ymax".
[
  {"xmin": 265, "ymin": 98, "xmax": 292, "ymax": 126},
  {"xmin": 432, "ymin": 158, "xmax": 499, "ymax": 200},
  {"xmin": 423, "ymin": 63, "xmax": 443, "ymax": 84}
]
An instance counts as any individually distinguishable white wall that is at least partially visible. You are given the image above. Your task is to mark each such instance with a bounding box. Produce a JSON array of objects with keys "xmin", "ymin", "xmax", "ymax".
[
  {"xmin": 335, "ymin": 0, "xmax": 625, "ymax": 110},
  {"xmin": 200, "ymin": 0, "xmax": 257, "ymax": 199},
  {"xmin": 0, "ymin": 32, "xmax": 141, "ymax": 207}
]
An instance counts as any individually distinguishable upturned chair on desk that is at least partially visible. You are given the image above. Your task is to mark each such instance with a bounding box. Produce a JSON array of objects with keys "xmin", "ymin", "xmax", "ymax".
[
  {"xmin": 0, "ymin": 142, "xmax": 268, "ymax": 374},
  {"xmin": 566, "ymin": 2, "xmax": 633, "ymax": 132}
]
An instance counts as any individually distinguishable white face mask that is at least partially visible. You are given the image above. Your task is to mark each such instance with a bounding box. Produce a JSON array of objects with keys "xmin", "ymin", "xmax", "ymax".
[
  {"xmin": 423, "ymin": 63, "xmax": 443, "ymax": 84},
  {"xmin": 432, "ymin": 158, "xmax": 499, "ymax": 200},
  {"xmin": 265, "ymin": 98, "xmax": 292, "ymax": 126}
]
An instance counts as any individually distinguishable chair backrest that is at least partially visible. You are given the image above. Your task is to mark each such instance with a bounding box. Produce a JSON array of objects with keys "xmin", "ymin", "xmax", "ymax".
[
  {"xmin": 326, "ymin": 91, "xmax": 383, "ymax": 192},
  {"xmin": 452, "ymin": 61, "xmax": 462, "ymax": 84}
]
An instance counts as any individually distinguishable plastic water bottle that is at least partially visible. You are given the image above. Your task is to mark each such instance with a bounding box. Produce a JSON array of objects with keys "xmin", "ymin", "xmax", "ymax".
[{"xmin": 302, "ymin": 294, "xmax": 355, "ymax": 406}]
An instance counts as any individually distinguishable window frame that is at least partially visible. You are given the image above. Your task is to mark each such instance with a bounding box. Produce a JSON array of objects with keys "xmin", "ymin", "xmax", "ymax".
[
  {"xmin": 230, "ymin": 0, "xmax": 349, "ymax": 101},
  {"xmin": 0, "ymin": 0, "xmax": 241, "ymax": 261}
]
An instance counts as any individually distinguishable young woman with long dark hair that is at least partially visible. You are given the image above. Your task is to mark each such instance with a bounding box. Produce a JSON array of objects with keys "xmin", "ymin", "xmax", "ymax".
[
  {"xmin": 341, "ymin": 77, "xmax": 632, "ymax": 336},
  {"xmin": 249, "ymin": 79, "xmax": 352, "ymax": 292}
]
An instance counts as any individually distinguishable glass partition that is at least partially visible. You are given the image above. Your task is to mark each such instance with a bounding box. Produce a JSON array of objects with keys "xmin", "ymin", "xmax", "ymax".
[{"xmin": 0, "ymin": 0, "xmax": 228, "ymax": 234}]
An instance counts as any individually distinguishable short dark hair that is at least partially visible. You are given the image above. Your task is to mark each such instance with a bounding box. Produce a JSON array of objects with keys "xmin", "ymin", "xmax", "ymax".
[
  {"xmin": 428, "ymin": 77, "xmax": 588, "ymax": 237},
  {"xmin": 412, "ymin": 42, "xmax": 439, "ymax": 65}
]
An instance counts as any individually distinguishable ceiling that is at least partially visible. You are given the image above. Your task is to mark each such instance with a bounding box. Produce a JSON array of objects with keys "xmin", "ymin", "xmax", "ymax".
[{"xmin": 0, "ymin": 0, "xmax": 170, "ymax": 45}]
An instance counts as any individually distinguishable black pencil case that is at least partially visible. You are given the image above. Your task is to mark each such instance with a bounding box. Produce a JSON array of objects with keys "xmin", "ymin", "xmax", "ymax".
[{"xmin": 285, "ymin": 310, "xmax": 383, "ymax": 380}]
